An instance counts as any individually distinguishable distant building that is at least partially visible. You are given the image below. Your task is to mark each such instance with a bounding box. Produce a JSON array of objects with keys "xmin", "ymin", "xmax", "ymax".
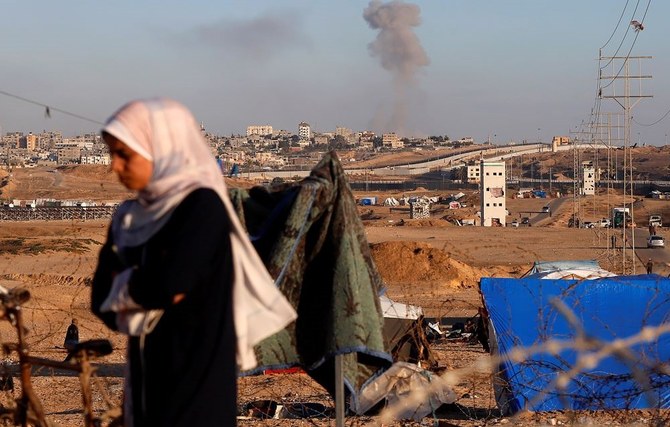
[
  {"xmin": 37, "ymin": 131, "xmax": 63, "ymax": 150},
  {"xmin": 246, "ymin": 125, "xmax": 273, "ymax": 137},
  {"xmin": 25, "ymin": 133, "xmax": 38, "ymax": 151},
  {"xmin": 298, "ymin": 122, "xmax": 311, "ymax": 140},
  {"xmin": 360, "ymin": 131, "xmax": 375, "ymax": 142},
  {"xmin": 3, "ymin": 132, "xmax": 23, "ymax": 149},
  {"xmin": 335, "ymin": 126, "xmax": 354, "ymax": 143},
  {"xmin": 80, "ymin": 151, "xmax": 110, "ymax": 165},
  {"xmin": 479, "ymin": 160, "xmax": 506, "ymax": 227},
  {"xmin": 552, "ymin": 136, "xmax": 571, "ymax": 152},
  {"xmin": 382, "ymin": 132, "xmax": 403, "ymax": 149},
  {"xmin": 57, "ymin": 144, "xmax": 81, "ymax": 165},
  {"xmin": 467, "ymin": 164, "xmax": 481, "ymax": 183},
  {"xmin": 359, "ymin": 131, "xmax": 375, "ymax": 149}
]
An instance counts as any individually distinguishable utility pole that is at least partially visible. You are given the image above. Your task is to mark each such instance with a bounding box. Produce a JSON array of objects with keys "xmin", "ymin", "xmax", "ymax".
[{"xmin": 600, "ymin": 52, "xmax": 652, "ymax": 273}]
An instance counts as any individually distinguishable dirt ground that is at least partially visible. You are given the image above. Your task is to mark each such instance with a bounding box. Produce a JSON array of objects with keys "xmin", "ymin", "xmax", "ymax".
[{"xmin": 1, "ymin": 164, "xmax": 670, "ymax": 425}]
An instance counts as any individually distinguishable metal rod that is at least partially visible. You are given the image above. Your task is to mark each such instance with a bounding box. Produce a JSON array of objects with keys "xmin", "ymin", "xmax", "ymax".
[{"xmin": 335, "ymin": 354, "xmax": 345, "ymax": 427}]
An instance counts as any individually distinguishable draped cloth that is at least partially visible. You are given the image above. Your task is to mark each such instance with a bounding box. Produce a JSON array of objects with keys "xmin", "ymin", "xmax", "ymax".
[
  {"xmin": 230, "ymin": 151, "xmax": 392, "ymax": 401},
  {"xmin": 101, "ymin": 98, "xmax": 296, "ymax": 371}
]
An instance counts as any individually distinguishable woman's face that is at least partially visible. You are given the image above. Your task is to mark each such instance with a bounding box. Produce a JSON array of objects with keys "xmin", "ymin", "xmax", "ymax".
[{"xmin": 104, "ymin": 133, "xmax": 153, "ymax": 191}]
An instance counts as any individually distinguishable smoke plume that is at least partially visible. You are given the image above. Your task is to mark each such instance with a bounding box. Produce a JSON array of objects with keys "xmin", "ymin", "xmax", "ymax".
[{"xmin": 363, "ymin": 0, "xmax": 429, "ymax": 135}]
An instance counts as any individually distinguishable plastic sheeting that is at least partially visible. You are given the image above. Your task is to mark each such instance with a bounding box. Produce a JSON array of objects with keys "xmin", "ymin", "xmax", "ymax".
[
  {"xmin": 351, "ymin": 362, "xmax": 456, "ymax": 420},
  {"xmin": 380, "ymin": 294, "xmax": 423, "ymax": 320},
  {"xmin": 481, "ymin": 275, "xmax": 670, "ymax": 414},
  {"xmin": 523, "ymin": 260, "xmax": 615, "ymax": 279}
]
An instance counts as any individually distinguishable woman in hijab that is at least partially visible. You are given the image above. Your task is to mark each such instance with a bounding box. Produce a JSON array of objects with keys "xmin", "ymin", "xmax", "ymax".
[{"xmin": 92, "ymin": 98, "xmax": 296, "ymax": 426}]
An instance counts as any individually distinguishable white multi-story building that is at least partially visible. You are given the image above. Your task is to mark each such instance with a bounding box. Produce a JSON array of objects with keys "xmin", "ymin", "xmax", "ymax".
[
  {"xmin": 479, "ymin": 160, "xmax": 507, "ymax": 227},
  {"xmin": 582, "ymin": 161, "xmax": 595, "ymax": 195},
  {"xmin": 298, "ymin": 122, "xmax": 311, "ymax": 140},
  {"xmin": 80, "ymin": 151, "xmax": 111, "ymax": 165},
  {"xmin": 246, "ymin": 125, "xmax": 273, "ymax": 137}
]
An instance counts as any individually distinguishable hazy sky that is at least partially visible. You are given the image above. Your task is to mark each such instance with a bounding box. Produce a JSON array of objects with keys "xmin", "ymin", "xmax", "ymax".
[{"xmin": 1, "ymin": 1, "xmax": 669, "ymax": 145}]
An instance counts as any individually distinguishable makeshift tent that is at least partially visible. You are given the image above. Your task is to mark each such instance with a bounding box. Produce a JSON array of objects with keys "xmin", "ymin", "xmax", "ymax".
[
  {"xmin": 379, "ymin": 294, "xmax": 433, "ymax": 365},
  {"xmin": 229, "ymin": 151, "xmax": 392, "ymax": 405},
  {"xmin": 522, "ymin": 260, "xmax": 616, "ymax": 280},
  {"xmin": 481, "ymin": 275, "xmax": 670, "ymax": 415}
]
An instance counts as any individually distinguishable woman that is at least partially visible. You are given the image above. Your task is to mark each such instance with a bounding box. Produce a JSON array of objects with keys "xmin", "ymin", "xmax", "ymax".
[{"xmin": 92, "ymin": 98, "xmax": 295, "ymax": 426}]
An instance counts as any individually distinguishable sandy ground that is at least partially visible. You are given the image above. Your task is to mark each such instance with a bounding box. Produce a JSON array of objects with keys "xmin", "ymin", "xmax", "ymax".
[{"xmin": 1, "ymin": 164, "xmax": 670, "ymax": 425}]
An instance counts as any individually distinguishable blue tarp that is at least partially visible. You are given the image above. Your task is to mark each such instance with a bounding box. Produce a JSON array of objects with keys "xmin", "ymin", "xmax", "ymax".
[
  {"xmin": 359, "ymin": 197, "xmax": 377, "ymax": 206},
  {"xmin": 481, "ymin": 275, "xmax": 670, "ymax": 414}
]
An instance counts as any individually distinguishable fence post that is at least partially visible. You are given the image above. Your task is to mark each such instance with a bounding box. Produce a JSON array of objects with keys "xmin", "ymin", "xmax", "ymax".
[{"xmin": 335, "ymin": 354, "xmax": 344, "ymax": 427}]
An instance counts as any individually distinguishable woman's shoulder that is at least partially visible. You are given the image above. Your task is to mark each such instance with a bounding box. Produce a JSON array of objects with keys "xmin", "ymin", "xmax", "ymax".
[
  {"xmin": 182, "ymin": 187, "xmax": 223, "ymax": 204},
  {"xmin": 157, "ymin": 188, "xmax": 230, "ymax": 237},
  {"xmin": 173, "ymin": 187, "xmax": 227, "ymax": 218}
]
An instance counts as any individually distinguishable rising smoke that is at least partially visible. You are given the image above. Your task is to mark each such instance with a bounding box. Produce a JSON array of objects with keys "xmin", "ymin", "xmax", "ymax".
[{"xmin": 363, "ymin": 0, "xmax": 430, "ymax": 135}]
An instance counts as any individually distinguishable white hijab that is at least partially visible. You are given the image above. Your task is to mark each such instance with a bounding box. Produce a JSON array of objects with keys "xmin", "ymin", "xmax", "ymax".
[{"xmin": 102, "ymin": 98, "xmax": 296, "ymax": 370}]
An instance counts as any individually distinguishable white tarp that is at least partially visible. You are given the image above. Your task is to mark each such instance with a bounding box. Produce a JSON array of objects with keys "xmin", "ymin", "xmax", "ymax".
[
  {"xmin": 522, "ymin": 260, "xmax": 615, "ymax": 280},
  {"xmin": 383, "ymin": 197, "xmax": 399, "ymax": 206},
  {"xmin": 379, "ymin": 294, "xmax": 423, "ymax": 320},
  {"xmin": 529, "ymin": 269, "xmax": 616, "ymax": 280}
]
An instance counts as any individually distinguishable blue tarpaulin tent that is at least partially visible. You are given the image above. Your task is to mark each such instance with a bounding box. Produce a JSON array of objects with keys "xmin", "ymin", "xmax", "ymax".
[{"xmin": 481, "ymin": 275, "xmax": 670, "ymax": 415}]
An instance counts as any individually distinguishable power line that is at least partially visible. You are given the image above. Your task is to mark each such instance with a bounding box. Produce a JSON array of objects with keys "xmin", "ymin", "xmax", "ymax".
[
  {"xmin": 599, "ymin": 0, "xmax": 639, "ymax": 71},
  {"xmin": 600, "ymin": 0, "xmax": 631, "ymax": 49},
  {"xmin": 632, "ymin": 108, "xmax": 670, "ymax": 126},
  {"xmin": 0, "ymin": 89, "xmax": 103, "ymax": 126},
  {"xmin": 599, "ymin": 0, "xmax": 651, "ymax": 90}
]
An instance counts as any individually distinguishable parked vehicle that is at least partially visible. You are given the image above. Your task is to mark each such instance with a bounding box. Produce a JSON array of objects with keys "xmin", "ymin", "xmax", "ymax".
[
  {"xmin": 613, "ymin": 207, "xmax": 633, "ymax": 228},
  {"xmin": 521, "ymin": 217, "xmax": 530, "ymax": 225},
  {"xmin": 510, "ymin": 220, "xmax": 519, "ymax": 227},
  {"xmin": 542, "ymin": 206, "xmax": 551, "ymax": 213},
  {"xmin": 647, "ymin": 235, "xmax": 665, "ymax": 248},
  {"xmin": 597, "ymin": 218, "xmax": 611, "ymax": 228},
  {"xmin": 649, "ymin": 214, "xmax": 663, "ymax": 227}
]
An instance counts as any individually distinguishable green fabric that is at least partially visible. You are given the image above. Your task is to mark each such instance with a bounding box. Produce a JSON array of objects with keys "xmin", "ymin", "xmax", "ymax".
[{"xmin": 230, "ymin": 151, "xmax": 391, "ymax": 397}]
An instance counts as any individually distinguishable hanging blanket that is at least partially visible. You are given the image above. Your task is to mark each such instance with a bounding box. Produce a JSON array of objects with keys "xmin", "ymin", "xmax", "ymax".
[{"xmin": 229, "ymin": 151, "xmax": 392, "ymax": 400}]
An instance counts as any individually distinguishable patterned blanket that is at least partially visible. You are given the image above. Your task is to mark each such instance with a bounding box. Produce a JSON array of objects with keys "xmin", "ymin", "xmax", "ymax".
[{"xmin": 229, "ymin": 151, "xmax": 392, "ymax": 399}]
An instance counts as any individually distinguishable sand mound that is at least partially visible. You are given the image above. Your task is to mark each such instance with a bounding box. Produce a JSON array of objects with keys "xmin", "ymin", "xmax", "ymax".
[
  {"xmin": 370, "ymin": 241, "xmax": 483, "ymax": 288},
  {"xmin": 59, "ymin": 164, "xmax": 116, "ymax": 180}
]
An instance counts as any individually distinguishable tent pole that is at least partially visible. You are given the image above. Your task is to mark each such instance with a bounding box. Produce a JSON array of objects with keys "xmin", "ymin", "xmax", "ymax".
[{"xmin": 335, "ymin": 354, "xmax": 345, "ymax": 427}]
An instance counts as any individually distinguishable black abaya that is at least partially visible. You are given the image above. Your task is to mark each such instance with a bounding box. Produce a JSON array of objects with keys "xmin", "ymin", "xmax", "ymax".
[{"xmin": 92, "ymin": 188, "xmax": 236, "ymax": 426}]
